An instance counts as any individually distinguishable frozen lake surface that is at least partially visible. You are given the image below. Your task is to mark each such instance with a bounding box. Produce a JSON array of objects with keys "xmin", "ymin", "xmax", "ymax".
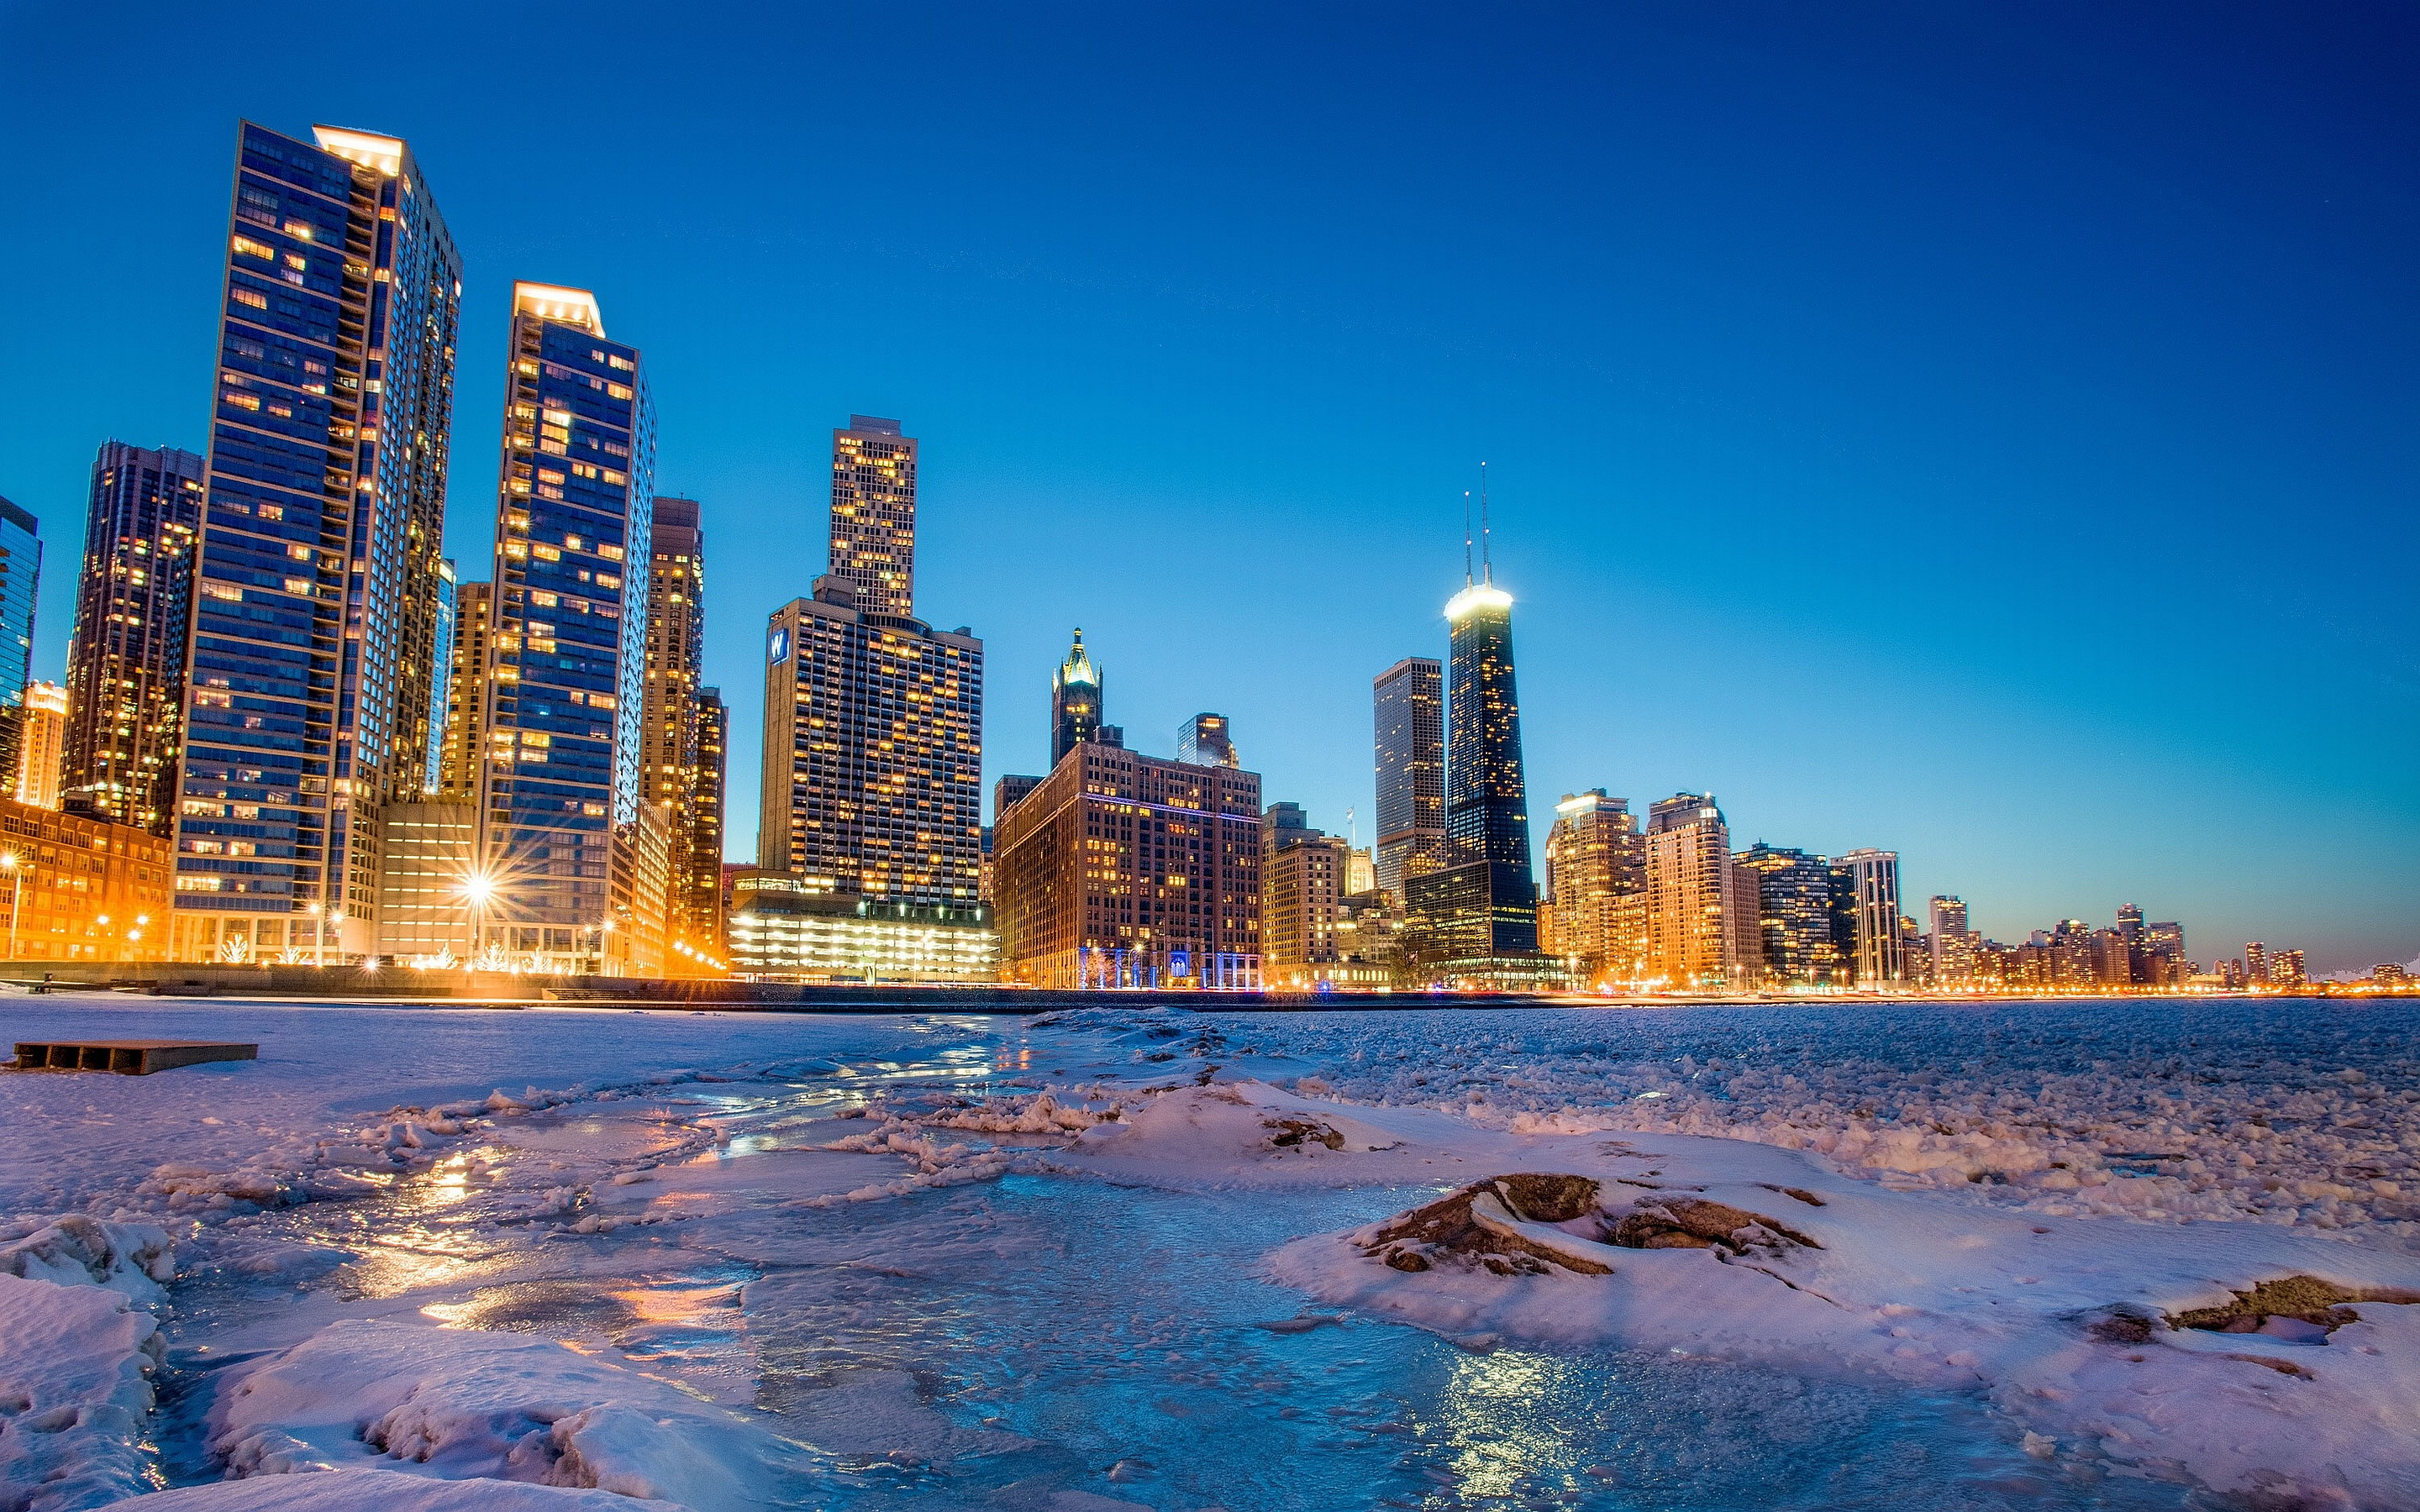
[{"xmin": 7, "ymin": 995, "xmax": 2417, "ymax": 1510}]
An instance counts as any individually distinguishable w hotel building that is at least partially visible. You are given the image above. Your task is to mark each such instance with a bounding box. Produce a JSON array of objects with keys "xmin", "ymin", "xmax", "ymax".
[
  {"xmin": 757, "ymin": 417, "xmax": 984, "ymax": 905},
  {"xmin": 169, "ymin": 123, "xmax": 460, "ymax": 963}
]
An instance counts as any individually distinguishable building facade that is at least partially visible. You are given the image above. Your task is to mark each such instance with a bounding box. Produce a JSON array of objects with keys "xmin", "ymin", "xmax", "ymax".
[
  {"xmin": 689, "ymin": 686, "xmax": 728, "ymax": 955},
  {"xmin": 437, "ymin": 580, "xmax": 492, "ymax": 795},
  {"xmin": 424, "ymin": 559, "xmax": 455, "ymax": 791},
  {"xmin": 993, "ymin": 742, "xmax": 1260, "ymax": 989},
  {"xmin": 728, "ymin": 873, "xmax": 997, "ymax": 982},
  {"xmin": 756, "ymin": 417, "xmax": 982, "ymax": 905},
  {"xmin": 1262, "ymin": 806, "xmax": 1346, "ymax": 985},
  {"xmin": 168, "ymin": 123, "xmax": 462, "ymax": 963},
  {"xmin": 1051, "ymin": 628, "xmax": 1102, "ymax": 765},
  {"xmin": 1370, "ymin": 656, "xmax": 1446, "ymax": 898},
  {"xmin": 0, "ymin": 497, "xmax": 43, "ymax": 792},
  {"xmin": 372, "ymin": 796, "xmax": 476, "ymax": 963},
  {"xmin": 1176, "ymin": 712, "xmax": 1236, "ymax": 769},
  {"xmin": 1733, "ymin": 842, "xmax": 1839, "ymax": 987},
  {"xmin": 1403, "ymin": 582, "xmax": 1541, "ymax": 974},
  {"xmin": 15, "ymin": 683, "xmax": 66, "ymax": 811},
  {"xmin": 1842, "ymin": 848, "xmax": 1904, "ymax": 985},
  {"xmin": 640, "ymin": 496, "xmax": 715, "ymax": 961},
  {"xmin": 1542, "ymin": 790, "xmax": 1646, "ymax": 988},
  {"xmin": 1643, "ymin": 794, "xmax": 1757, "ymax": 989},
  {"xmin": 61, "ymin": 443, "xmax": 205, "ymax": 834},
  {"xmin": 0, "ymin": 796, "xmax": 173, "ymax": 963},
  {"xmin": 471, "ymin": 283, "xmax": 655, "ymax": 974},
  {"xmin": 1928, "ymin": 895, "xmax": 1975, "ymax": 987}
]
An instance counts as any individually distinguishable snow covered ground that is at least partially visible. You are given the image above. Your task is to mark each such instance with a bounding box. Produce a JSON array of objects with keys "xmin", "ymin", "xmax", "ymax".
[{"xmin": 3, "ymin": 992, "xmax": 2415, "ymax": 1511}]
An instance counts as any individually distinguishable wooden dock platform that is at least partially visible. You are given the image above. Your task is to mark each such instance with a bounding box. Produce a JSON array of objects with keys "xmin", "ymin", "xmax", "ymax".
[{"xmin": 11, "ymin": 1039, "xmax": 258, "ymax": 1074}]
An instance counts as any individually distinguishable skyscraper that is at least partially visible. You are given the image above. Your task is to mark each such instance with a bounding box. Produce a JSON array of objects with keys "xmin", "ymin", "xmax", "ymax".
[
  {"xmin": 1176, "ymin": 712, "xmax": 1236, "ymax": 769},
  {"xmin": 1051, "ymin": 629, "xmax": 1102, "ymax": 764},
  {"xmin": 1929, "ymin": 895, "xmax": 1973, "ymax": 987},
  {"xmin": 1370, "ymin": 656, "xmax": 1446, "ymax": 898},
  {"xmin": 0, "ymin": 497, "xmax": 44, "ymax": 790},
  {"xmin": 689, "ymin": 686, "xmax": 728, "ymax": 953},
  {"xmin": 1644, "ymin": 795, "xmax": 1756, "ymax": 988},
  {"xmin": 757, "ymin": 417, "xmax": 982, "ymax": 904},
  {"xmin": 437, "ymin": 580, "xmax": 492, "ymax": 795},
  {"xmin": 640, "ymin": 496, "xmax": 710, "ymax": 958},
  {"xmin": 1842, "ymin": 848, "xmax": 1905, "ymax": 984},
  {"xmin": 62, "ymin": 443, "xmax": 204, "ymax": 834},
  {"xmin": 169, "ymin": 123, "xmax": 460, "ymax": 963},
  {"xmin": 826, "ymin": 416, "xmax": 918, "ymax": 620},
  {"xmin": 424, "ymin": 559, "xmax": 456, "ymax": 793},
  {"xmin": 1402, "ymin": 575, "xmax": 1540, "ymax": 970},
  {"xmin": 471, "ymin": 282, "xmax": 655, "ymax": 973},
  {"xmin": 1734, "ymin": 842, "xmax": 1839, "ymax": 987},
  {"xmin": 1542, "ymin": 790, "xmax": 1646, "ymax": 988},
  {"xmin": 13, "ymin": 682, "xmax": 66, "ymax": 811}
]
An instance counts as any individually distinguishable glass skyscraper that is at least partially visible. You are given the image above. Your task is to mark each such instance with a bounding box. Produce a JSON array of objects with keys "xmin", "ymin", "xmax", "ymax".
[
  {"xmin": 1370, "ymin": 655, "xmax": 1445, "ymax": 897},
  {"xmin": 170, "ymin": 123, "xmax": 460, "ymax": 963},
  {"xmin": 63, "ymin": 443, "xmax": 205, "ymax": 834},
  {"xmin": 425, "ymin": 558, "xmax": 455, "ymax": 793},
  {"xmin": 472, "ymin": 283, "xmax": 655, "ymax": 972},
  {"xmin": 0, "ymin": 497, "xmax": 45, "ymax": 796}
]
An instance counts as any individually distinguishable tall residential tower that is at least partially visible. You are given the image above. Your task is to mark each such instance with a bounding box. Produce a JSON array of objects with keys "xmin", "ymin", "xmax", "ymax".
[
  {"xmin": 169, "ymin": 123, "xmax": 460, "ymax": 963},
  {"xmin": 471, "ymin": 283, "xmax": 655, "ymax": 972},
  {"xmin": 1370, "ymin": 656, "xmax": 1446, "ymax": 898},
  {"xmin": 62, "ymin": 443, "xmax": 205, "ymax": 834}
]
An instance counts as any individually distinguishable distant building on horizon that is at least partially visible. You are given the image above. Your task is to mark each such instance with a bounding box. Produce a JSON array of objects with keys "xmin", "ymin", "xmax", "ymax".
[
  {"xmin": 1176, "ymin": 711, "xmax": 1236, "ymax": 769},
  {"xmin": 1370, "ymin": 656, "xmax": 1445, "ymax": 899},
  {"xmin": 168, "ymin": 123, "xmax": 462, "ymax": 964},
  {"xmin": 1928, "ymin": 895, "xmax": 1974, "ymax": 987},
  {"xmin": 1736, "ymin": 841, "xmax": 1839, "ymax": 988},
  {"xmin": 640, "ymin": 496, "xmax": 718, "ymax": 965},
  {"xmin": 61, "ymin": 443, "xmax": 203, "ymax": 836},
  {"xmin": 1842, "ymin": 848, "xmax": 1905, "ymax": 985},
  {"xmin": 756, "ymin": 417, "xmax": 982, "ymax": 907}
]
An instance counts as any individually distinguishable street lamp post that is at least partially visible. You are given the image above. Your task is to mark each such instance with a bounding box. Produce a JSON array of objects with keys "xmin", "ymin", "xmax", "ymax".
[{"xmin": 461, "ymin": 872, "xmax": 494, "ymax": 973}]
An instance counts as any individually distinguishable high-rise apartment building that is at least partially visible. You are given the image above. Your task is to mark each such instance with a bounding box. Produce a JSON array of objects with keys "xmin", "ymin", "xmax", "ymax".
[
  {"xmin": 640, "ymin": 496, "xmax": 714, "ymax": 959},
  {"xmin": 1370, "ymin": 657, "xmax": 1446, "ymax": 897},
  {"xmin": 1643, "ymin": 794, "xmax": 1756, "ymax": 988},
  {"xmin": 471, "ymin": 283, "xmax": 655, "ymax": 973},
  {"xmin": 1928, "ymin": 895, "xmax": 1973, "ymax": 987},
  {"xmin": 2269, "ymin": 948, "xmax": 2307, "ymax": 989},
  {"xmin": 425, "ymin": 559, "xmax": 456, "ymax": 792},
  {"xmin": 1542, "ymin": 790, "xmax": 1645, "ymax": 988},
  {"xmin": 1176, "ymin": 712, "xmax": 1237, "ymax": 769},
  {"xmin": 14, "ymin": 683, "xmax": 66, "ymax": 811},
  {"xmin": 170, "ymin": 123, "xmax": 461, "ymax": 963},
  {"xmin": 62, "ymin": 443, "xmax": 204, "ymax": 834},
  {"xmin": 1261, "ymin": 802, "xmax": 1346, "ymax": 985},
  {"xmin": 1051, "ymin": 629, "xmax": 1102, "ymax": 765},
  {"xmin": 1842, "ymin": 848, "xmax": 1905, "ymax": 985},
  {"xmin": 757, "ymin": 417, "xmax": 982, "ymax": 905},
  {"xmin": 1733, "ymin": 842, "xmax": 1839, "ymax": 987},
  {"xmin": 0, "ymin": 498, "xmax": 45, "ymax": 790},
  {"xmin": 1403, "ymin": 580, "xmax": 1539, "ymax": 971},
  {"xmin": 437, "ymin": 580, "xmax": 492, "ymax": 795},
  {"xmin": 690, "ymin": 686, "xmax": 728, "ymax": 954},
  {"xmin": 993, "ymin": 741, "xmax": 1261, "ymax": 988},
  {"xmin": 2244, "ymin": 941, "xmax": 2269, "ymax": 986}
]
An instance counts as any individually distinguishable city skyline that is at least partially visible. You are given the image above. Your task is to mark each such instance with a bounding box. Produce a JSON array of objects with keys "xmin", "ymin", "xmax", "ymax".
[{"xmin": 2, "ymin": 5, "xmax": 2413, "ymax": 969}]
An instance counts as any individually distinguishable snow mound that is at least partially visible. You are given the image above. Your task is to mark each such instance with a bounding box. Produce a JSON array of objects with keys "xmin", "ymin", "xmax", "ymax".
[
  {"xmin": 0, "ymin": 1215, "xmax": 174, "ymax": 1305},
  {"xmin": 206, "ymin": 1319, "xmax": 817, "ymax": 1512},
  {"xmin": 0, "ymin": 1272, "xmax": 164, "ymax": 1512},
  {"xmin": 112, "ymin": 1467, "xmax": 683, "ymax": 1509},
  {"xmin": 1075, "ymin": 1082, "xmax": 1402, "ymax": 1161}
]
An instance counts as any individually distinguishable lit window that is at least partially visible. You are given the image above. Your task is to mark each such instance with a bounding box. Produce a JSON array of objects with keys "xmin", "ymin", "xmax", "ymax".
[
  {"xmin": 232, "ymin": 236, "xmax": 274, "ymax": 260},
  {"xmin": 232, "ymin": 288, "xmax": 268, "ymax": 309}
]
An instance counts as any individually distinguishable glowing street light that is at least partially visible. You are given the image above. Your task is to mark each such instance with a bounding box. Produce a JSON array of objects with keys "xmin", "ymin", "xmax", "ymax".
[{"xmin": 460, "ymin": 870, "xmax": 497, "ymax": 970}]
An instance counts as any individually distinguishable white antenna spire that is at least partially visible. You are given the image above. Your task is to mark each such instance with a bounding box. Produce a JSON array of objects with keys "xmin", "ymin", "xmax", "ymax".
[
  {"xmin": 1461, "ymin": 490, "xmax": 1474, "ymax": 586},
  {"xmin": 1479, "ymin": 461, "xmax": 1492, "ymax": 585}
]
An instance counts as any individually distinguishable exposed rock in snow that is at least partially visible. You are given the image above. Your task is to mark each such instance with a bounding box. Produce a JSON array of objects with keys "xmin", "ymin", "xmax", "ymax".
[
  {"xmin": 0, "ymin": 1272, "xmax": 163, "ymax": 1512},
  {"xmin": 205, "ymin": 1319, "xmax": 818, "ymax": 1512},
  {"xmin": 112, "ymin": 1467, "xmax": 683, "ymax": 1509}
]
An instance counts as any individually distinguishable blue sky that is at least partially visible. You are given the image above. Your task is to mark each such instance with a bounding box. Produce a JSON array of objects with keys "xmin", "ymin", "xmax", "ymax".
[{"xmin": 2, "ymin": 2, "xmax": 2413, "ymax": 969}]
